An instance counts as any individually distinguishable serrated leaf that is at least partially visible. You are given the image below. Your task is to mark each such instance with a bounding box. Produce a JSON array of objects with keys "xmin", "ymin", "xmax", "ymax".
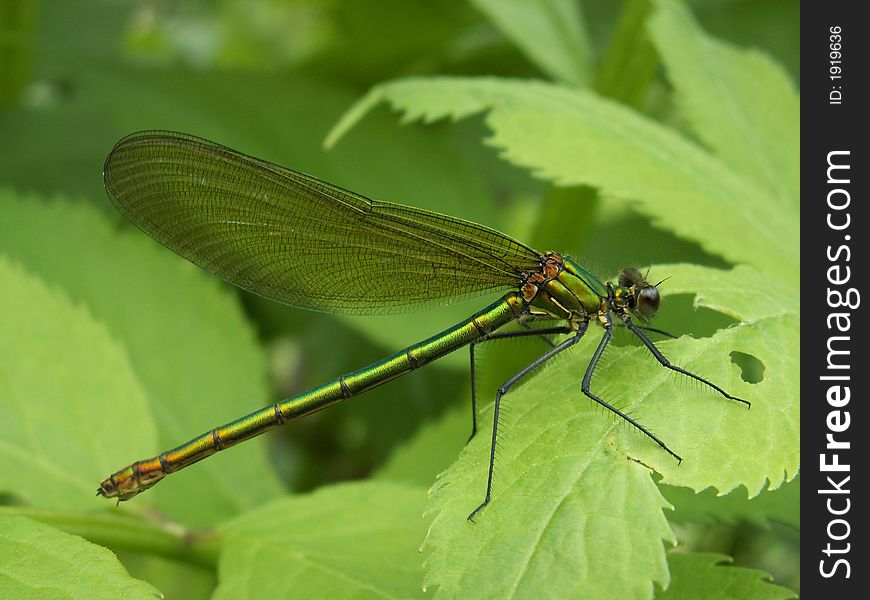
[
  {"xmin": 661, "ymin": 474, "xmax": 799, "ymax": 530},
  {"xmin": 215, "ymin": 482, "xmax": 428, "ymax": 600},
  {"xmin": 324, "ymin": 14, "xmax": 798, "ymax": 596},
  {"xmin": 649, "ymin": 0, "xmax": 799, "ymax": 207},
  {"xmin": 624, "ymin": 315, "xmax": 798, "ymax": 496},
  {"xmin": 657, "ymin": 552, "xmax": 796, "ymax": 600},
  {"xmin": 472, "ymin": 0, "xmax": 592, "ymax": 86},
  {"xmin": 0, "ymin": 190, "xmax": 282, "ymax": 525},
  {"xmin": 0, "ymin": 515, "xmax": 160, "ymax": 599},
  {"xmin": 421, "ymin": 261, "xmax": 796, "ymax": 598},
  {"xmin": 0, "ymin": 256, "xmax": 156, "ymax": 510},
  {"xmin": 652, "ymin": 264, "xmax": 796, "ymax": 323},
  {"xmin": 423, "ymin": 379, "xmax": 674, "ymax": 600},
  {"xmin": 325, "ymin": 77, "xmax": 798, "ymax": 287}
]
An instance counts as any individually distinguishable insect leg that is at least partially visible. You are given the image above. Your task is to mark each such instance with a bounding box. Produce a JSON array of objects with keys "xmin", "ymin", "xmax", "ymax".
[
  {"xmin": 468, "ymin": 322, "xmax": 586, "ymax": 522},
  {"xmin": 581, "ymin": 315, "xmax": 683, "ymax": 462},
  {"xmin": 467, "ymin": 325, "xmax": 572, "ymax": 442},
  {"xmin": 635, "ymin": 325, "xmax": 678, "ymax": 339},
  {"xmin": 624, "ymin": 317, "xmax": 750, "ymax": 408}
]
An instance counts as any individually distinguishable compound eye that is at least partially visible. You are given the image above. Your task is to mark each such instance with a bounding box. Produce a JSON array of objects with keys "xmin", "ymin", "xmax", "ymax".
[{"xmin": 637, "ymin": 286, "xmax": 660, "ymax": 318}]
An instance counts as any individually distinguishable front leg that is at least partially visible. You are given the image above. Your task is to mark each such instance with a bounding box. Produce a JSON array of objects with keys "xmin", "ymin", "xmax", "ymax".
[
  {"xmin": 581, "ymin": 313, "xmax": 683, "ymax": 462},
  {"xmin": 623, "ymin": 317, "xmax": 750, "ymax": 408}
]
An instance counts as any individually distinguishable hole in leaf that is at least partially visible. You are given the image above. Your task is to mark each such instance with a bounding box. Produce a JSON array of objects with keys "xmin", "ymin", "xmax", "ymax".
[{"xmin": 730, "ymin": 351, "xmax": 765, "ymax": 383}]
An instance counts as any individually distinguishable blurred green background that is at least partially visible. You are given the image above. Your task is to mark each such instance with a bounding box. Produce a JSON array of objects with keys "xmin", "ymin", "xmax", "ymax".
[{"xmin": 1, "ymin": 1, "xmax": 798, "ymax": 597}]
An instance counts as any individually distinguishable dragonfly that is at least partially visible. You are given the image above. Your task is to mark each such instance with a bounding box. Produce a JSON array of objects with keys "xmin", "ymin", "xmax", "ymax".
[{"xmin": 98, "ymin": 130, "xmax": 749, "ymax": 521}]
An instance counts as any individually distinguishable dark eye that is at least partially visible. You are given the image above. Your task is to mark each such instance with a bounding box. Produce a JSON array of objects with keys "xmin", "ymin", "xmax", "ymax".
[{"xmin": 637, "ymin": 286, "xmax": 660, "ymax": 318}]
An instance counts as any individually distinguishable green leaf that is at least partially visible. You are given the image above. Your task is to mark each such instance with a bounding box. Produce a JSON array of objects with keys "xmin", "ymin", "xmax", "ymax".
[
  {"xmin": 0, "ymin": 514, "xmax": 160, "ymax": 599},
  {"xmin": 661, "ymin": 474, "xmax": 799, "ymax": 531},
  {"xmin": 649, "ymin": 0, "xmax": 799, "ymax": 207},
  {"xmin": 325, "ymin": 27, "xmax": 799, "ymax": 592},
  {"xmin": 2, "ymin": 3, "xmax": 800, "ymax": 597},
  {"xmin": 657, "ymin": 552, "xmax": 796, "ymax": 600},
  {"xmin": 423, "ymin": 379, "xmax": 674, "ymax": 599},
  {"xmin": 325, "ymin": 77, "xmax": 798, "ymax": 287},
  {"xmin": 420, "ymin": 262, "xmax": 796, "ymax": 598},
  {"xmin": 0, "ymin": 190, "xmax": 282, "ymax": 525},
  {"xmin": 0, "ymin": 255, "xmax": 156, "ymax": 510},
  {"xmin": 642, "ymin": 264, "xmax": 799, "ymax": 506},
  {"xmin": 598, "ymin": 317, "xmax": 798, "ymax": 497},
  {"xmin": 692, "ymin": 2, "xmax": 800, "ymax": 81},
  {"xmin": 652, "ymin": 264, "xmax": 796, "ymax": 323},
  {"xmin": 472, "ymin": 0, "xmax": 592, "ymax": 86},
  {"xmin": 216, "ymin": 482, "xmax": 428, "ymax": 599},
  {"xmin": 0, "ymin": 505, "xmax": 221, "ymax": 570}
]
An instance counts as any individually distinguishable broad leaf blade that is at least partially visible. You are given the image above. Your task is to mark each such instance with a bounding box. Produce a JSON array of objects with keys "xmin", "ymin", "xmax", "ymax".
[
  {"xmin": 661, "ymin": 474, "xmax": 800, "ymax": 530},
  {"xmin": 423, "ymin": 371, "xmax": 674, "ymax": 600},
  {"xmin": 423, "ymin": 263, "xmax": 797, "ymax": 598},
  {"xmin": 594, "ymin": 264, "xmax": 799, "ymax": 496},
  {"xmin": 0, "ymin": 256, "xmax": 156, "ymax": 510},
  {"xmin": 216, "ymin": 482, "xmax": 428, "ymax": 600},
  {"xmin": 0, "ymin": 191, "xmax": 282, "ymax": 525},
  {"xmin": 652, "ymin": 264, "xmax": 796, "ymax": 323},
  {"xmin": 649, "ymin": 0, "xmax": 799, "ymax": 207},
  {"xmin": 326, "ymin": 77, "xmax": 798, "ymax": 286},
  {"xmin": 658, "ymin": 552, "xmax": 796, "ymax": 599},
  {"xmin": 614, "ymin": 315, "xmax": 799, "ymax": 496},
  {"xmin": 0, "ymin": 515, "xmax": 160, "ymax": 599}
]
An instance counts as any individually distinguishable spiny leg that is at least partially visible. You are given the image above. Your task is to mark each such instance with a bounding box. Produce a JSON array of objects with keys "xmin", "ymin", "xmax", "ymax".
[
  {"xmin": 581, "ymin": 315, "xmax": 683, "ymax": 462},
  {"xmin": 468, "ymin": 325, "xmax": 573, "ymax": 442},
  {"xmin": 467, "ymin": 322, "xmax": 587, "ymax": 522},
  {"xmin": 636, "ymin": 325, "xmax": 678, "ymax": 339},
  {"xmin": 623, "ymin": 317, "xmax": 750, "ymax": 408},
  {"xmin": 519, "ymin": 318, "xmax": 560, "ymax": 348}
]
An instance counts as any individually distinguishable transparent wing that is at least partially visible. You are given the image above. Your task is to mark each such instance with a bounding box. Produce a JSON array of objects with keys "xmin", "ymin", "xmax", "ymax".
[{"xmin": 103, "ymin": 131, "xmax": 542, "ymax": 314}]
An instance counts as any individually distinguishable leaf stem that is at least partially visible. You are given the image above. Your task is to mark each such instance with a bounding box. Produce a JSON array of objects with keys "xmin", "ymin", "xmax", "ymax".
[{"xmin": 0, "ymin": 506, "xmax": 221, "ymax": 569}]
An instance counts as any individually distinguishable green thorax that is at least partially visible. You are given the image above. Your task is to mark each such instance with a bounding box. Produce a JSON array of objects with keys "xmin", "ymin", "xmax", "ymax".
[{"xmin": 522, "ymin": 253, "xmax": 606, "ymax": 320}]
